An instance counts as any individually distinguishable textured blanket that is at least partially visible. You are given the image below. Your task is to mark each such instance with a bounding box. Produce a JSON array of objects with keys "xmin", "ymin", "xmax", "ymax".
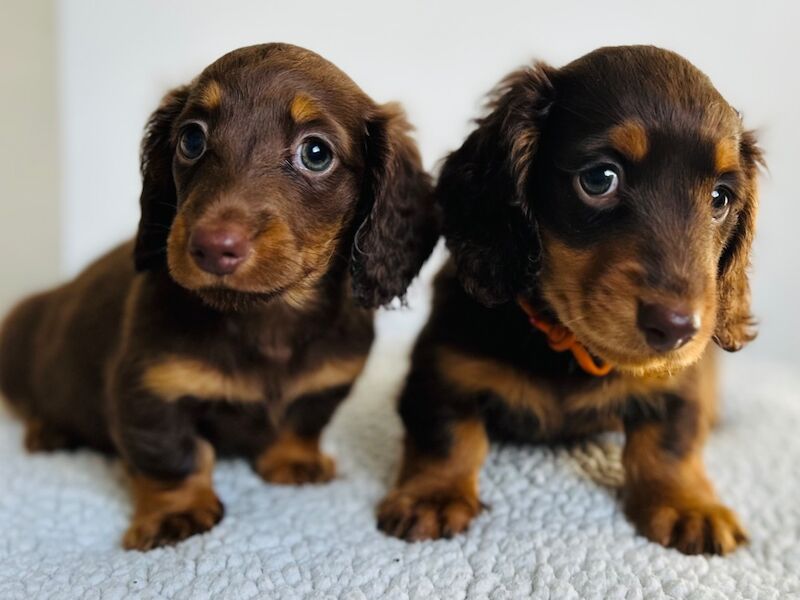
[{"xmin": 1, "ymin": 302, "xmax": 799, "ymax": 599}]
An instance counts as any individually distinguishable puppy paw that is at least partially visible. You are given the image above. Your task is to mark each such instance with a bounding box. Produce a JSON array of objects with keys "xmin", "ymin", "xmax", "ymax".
[
  {"xmin": 123, "ymin": 495, "xmax": 224, "ymax": 551},
  {"xmin": 377, "ymin": 487, "xmax": 483, "ymax": 541},
  {"xmin": 257, "ymin": 451, "xmax": 335, "ymax": 485},
  {"xmin": 628, "ymin": 500, "xmax": 747, "ymax": 555}
]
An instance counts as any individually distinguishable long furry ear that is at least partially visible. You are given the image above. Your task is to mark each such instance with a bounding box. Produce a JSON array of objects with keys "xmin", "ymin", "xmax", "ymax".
[
  {"xmin": 350, "ymin": 103, "xmax": 438, "ymax": 307},
  {"xmin": 714, "ymin": 130, "xmax": 764, "ymax": 351},
  {"xmin": 437, "ymin": 63, "xmax": 555, "ymax": 306},
  {"xmin": 133, "ymin": 86, "xmax": 190, "ymax": 271}
]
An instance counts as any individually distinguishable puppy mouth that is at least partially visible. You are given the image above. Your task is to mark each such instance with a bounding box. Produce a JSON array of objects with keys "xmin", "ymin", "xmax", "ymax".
[{"xmin": 570, "ymin": 324, "xmax": 705, "ymax": 375}]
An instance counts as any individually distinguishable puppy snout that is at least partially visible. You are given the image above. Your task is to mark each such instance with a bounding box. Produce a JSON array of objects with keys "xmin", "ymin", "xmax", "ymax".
[
  {"xmin": 636, "ymin": 302, "xmax": 700, "ymax": 352},
  {"xmin": 189, "ymin": 224, "xmax": 252, "ymax": 276}
]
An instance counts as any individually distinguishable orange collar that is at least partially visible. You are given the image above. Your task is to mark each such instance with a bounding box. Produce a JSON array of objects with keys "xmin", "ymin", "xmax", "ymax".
[{"xmin": 517, "ymin": 296, "xmax": 613, "ymax": 377}]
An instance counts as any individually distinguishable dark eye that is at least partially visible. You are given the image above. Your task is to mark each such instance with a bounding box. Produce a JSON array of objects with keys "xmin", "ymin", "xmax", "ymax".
[
  {"xmin": 178, "ymin": 123, "xmax": 207, "ymax": 161},
  {"xmin": 298, "ymin": 137, "xmax": 334, "ymax": 172},
  {"xmin": 574, "ymin": 164, "xmax": 621, "ymax": 208},
  {"xmin": 711, "ymin": 185, "xmax": 732, "ymax": 221}
]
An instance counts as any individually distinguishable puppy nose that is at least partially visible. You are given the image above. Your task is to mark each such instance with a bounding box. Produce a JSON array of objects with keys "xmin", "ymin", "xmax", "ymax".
[
  {"xmin": 189, "ymin": 225, "xmax": 251, "ymax": 275},
  {"xmin": 637, "ymin": 302, "xmax": 700, "ymax": 352}
]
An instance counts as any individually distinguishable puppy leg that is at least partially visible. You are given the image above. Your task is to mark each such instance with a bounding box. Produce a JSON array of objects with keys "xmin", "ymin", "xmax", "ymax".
[
  {"xmin": 255, "ymin": 385, "xmax": 349, "ymax": 485},
  {"xmin": 123, "ymin": 438, "xmax": 223, "ymax": 551},
  {"xmin": 24, "ymin": 418, "xmax": 81, "ymax": 452},
  {"xmin": 378, "ymin": 370, "xmax": 487, "ymax": 541},
  {"xmin": 622, "ymin": 393, "xmax": 746, "ymax": 555},
  {"xmin": 111, "ymin": 388, "xmax": 223, "ymax": 551}
]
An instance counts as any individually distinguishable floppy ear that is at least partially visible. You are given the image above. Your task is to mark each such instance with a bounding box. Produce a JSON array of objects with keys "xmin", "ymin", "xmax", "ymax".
[
  {"xmin": 133, "ymin": 86, "xmax": 190, "ymax": 271},
  {"xmin": 437, "ymin": 63, "xmax": 555, "ymax": 306},
  {"xmin": 714, "ymin": 130, "xmax": 763, "ymax": 351},
  {"xmin": 350, "ymin": 103, "xmax": 438, "ymax": 307}
]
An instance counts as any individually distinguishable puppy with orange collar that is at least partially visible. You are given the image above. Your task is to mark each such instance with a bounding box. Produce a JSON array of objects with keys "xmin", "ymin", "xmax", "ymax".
[{"xmin": 377, "ymin": 45, "xmax": 761, "ymax": 555}]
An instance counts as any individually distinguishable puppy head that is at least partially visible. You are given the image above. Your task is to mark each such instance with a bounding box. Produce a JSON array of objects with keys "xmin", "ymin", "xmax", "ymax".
[
  {"xmin": 439, "ymin": 46, "xmax": 762, "ymax": 375},
  {"xmin": 135, "ymin": 43, "xmax": 436, "ymax": 311}
]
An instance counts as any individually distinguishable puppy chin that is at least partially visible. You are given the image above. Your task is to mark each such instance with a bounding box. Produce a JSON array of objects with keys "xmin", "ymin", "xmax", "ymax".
[
  {"xmin": 194, "ymin": 287, "xmax": 283, "ymax": 312},
  {"xmin": 580, "ymin": 332, "xmax": 710, "ymax": 377},
  {"xmin": 166, "ymin": 254, "xmax": 284, "ymax": 312}
]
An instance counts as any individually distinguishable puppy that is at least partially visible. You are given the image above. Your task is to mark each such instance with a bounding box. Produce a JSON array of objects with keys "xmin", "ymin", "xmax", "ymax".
[
  {"xmin": 377, "ymin": 45, "xmax": 762, "ymax": 555},
  {"xmin": 0, "ymin": 43, "xmax": 437, "ymax": 550}
]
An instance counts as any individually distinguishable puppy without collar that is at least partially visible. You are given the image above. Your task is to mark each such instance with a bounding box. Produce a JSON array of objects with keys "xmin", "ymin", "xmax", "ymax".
[{"xmin": 0, "ymin": 43, "xmax": 437, "ymax": 550}]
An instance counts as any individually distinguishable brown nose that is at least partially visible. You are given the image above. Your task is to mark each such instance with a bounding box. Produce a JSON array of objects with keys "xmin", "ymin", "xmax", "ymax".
[
  {"xmin": 189, "ymin": 224, "xmax": 251, "ymax": 276},
  {"xmin": 637, "ymin": 302, "xmax": 700, "ymax": 352}
]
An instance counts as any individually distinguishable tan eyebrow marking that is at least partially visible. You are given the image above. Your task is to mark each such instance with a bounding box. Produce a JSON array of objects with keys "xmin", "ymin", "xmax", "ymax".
[
  {"xmin": 609, "ymin": 120, "xmax": 649, "ymax": 162},
  {"xmin": 290, "ymin": 93, "xmax": 321, "ymax": 123},
  {"xmin": 715, "ymin": 137, "xmax": 740, "ymax": 173},
  {"xmin": 198, "ymin": 80, "xmax": 223, "ymax": 110}
]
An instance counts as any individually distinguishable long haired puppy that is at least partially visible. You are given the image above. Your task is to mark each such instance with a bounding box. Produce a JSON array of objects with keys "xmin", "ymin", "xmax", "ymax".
[
  {"xmin": 0, "ymin": 43, "xmax": 437, "ymax": 550},
  {"xmin": 377, "ymin": 45, "xmax": 761, "ymax": 555}
]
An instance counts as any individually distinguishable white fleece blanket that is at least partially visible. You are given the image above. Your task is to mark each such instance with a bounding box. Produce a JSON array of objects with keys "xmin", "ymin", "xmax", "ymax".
[{"xmin": 1, "ymin": 302, "xmax": 799, "ymax": 599}]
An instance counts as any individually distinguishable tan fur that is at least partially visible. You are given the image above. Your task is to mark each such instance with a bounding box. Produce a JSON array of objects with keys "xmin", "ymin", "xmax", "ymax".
[
  {"xmin": 609, "ymin": 120, "xmax": 649, "ymax": 162},
  {"xmin": 622, "ymin": 419, "xmax": 746, "ymax": 554},
  {"xmin": 285, "ymin": 355, "xmax": 367, "ymax": 402},
  {"xmin": 437, "ymin": 347, "xmax": 562, "ymax": 433},
  {"xmin": 198, "ymin": 80, "xmax": 223, "ymax": 110},
  {"xmin": 540, "ymin": 233, "xmax": 716, "ymax": 375},
  {"xmin": 377, "ymin": 420, "xmax": 488, "ymax": 541},
  {"xmin": 290, "ymin": 93, "xmax": 321, "ymax": 123},
  {"xmin": 255, "ymin": 429, "xmax": 335, "ymax": 485},
  {"xmin": 714, "ymin": 136, "xmax": 740, "ymax": 174},
  {"xmin": 141, "ymin": 357, "xmax": 263, "ymax": 403},
  {"xmin": 123, "ymin": 439, "xmax": 223, "ymax": 550}
]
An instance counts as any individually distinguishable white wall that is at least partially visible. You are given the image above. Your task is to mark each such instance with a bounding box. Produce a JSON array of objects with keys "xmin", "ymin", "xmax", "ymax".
[
  {"xmin": 49, "ymin": 0, "xmax": 800, "ymax": 363},
  {"xmin": 0, "ymin": 1, "xmax": 60, "ymax": 313}
]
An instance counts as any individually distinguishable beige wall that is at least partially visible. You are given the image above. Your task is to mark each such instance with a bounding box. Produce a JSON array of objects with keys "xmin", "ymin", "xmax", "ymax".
[{"xmin": 0, "ymin": 1, "xmax": 60, "ymax": 314}]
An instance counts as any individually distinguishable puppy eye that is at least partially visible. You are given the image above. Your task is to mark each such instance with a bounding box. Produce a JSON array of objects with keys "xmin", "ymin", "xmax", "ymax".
[
  {"xmin": 574, "ymin": 164, "xmax": 620, "ymax": 208},
  {"xmin": 298, "ymin": 136, "xmax": 334, "ymax": 173},
  {"xmin": 711, "ymin": 185, "xmax": 732, "ymax": 222},
  {"xmin": 178, "ymin": 123, "xmax": 207, "ymax": 162}
]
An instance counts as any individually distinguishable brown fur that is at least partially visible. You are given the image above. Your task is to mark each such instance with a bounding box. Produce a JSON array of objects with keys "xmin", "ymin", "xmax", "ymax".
[
  {"xmin": 0, "ymin": 43, "xmax": 437, "ymax": 550},
  {"xmin": 378, "ymin": 46, "xmax": 762, "ymax": 555}
]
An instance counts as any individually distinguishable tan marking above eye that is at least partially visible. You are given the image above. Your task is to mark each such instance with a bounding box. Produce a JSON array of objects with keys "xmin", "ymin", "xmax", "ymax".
[
  {"xmin": 290, "ymin": 93, "xmax": 321, "ymax": 123},
  {"xmin": 714, "ymin": 137, "xmax": 740, "ymax": 173},
  {"xmin": 198, "ymin": 80, "xmax": 223, "ymax": 110},
  {"xmin": 284, "ymin": 355, "xmax": 367, "ymax": 401},
  {"xmin": 609, "ymin": 120, "xmax": 649, "ymax": 162},
  {"xmin": 141, "ymin": 356, "xmax": 263, "ymax": 403}
]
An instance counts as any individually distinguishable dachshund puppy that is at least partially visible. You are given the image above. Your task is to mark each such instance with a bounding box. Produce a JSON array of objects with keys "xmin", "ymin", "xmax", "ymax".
[
  {"xmin": 0, "ymin": 43, "xmax": 437, "ymax": 550},
  {"xmin": 378, "ymin": 45, "xmax": 761, "ymax": 555}
]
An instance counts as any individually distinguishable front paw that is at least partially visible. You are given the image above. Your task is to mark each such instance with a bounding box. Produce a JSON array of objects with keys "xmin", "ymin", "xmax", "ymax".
[
  {"xmin": 256, "ymin": 451, "xmax": 335, "ymax": 485},
  {"xmin": 627, "ymin": 498, "xmax": 747, "ymax": 555},
  {"xmin": 123, "ymin": 495, "xmax": 224, "ymax": 551},
  {"xmin": 377, "ymin": 486, "xmax": 483, "ymax": 541}
]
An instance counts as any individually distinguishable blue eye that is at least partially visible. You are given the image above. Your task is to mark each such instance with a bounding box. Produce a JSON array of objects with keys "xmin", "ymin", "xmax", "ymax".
[
  {"xmin": 178, "ymin": 123, "xmax": 207, "ymax": 161},
  {"xmin": 298, "ymin": 137, "xmax": 333, "ymax": 172}
]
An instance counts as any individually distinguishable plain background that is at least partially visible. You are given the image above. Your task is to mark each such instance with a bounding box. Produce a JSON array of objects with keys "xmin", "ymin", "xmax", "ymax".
[{"xmin": 1, "ymin": 0, "xmax": 798, "ymax": 366}]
